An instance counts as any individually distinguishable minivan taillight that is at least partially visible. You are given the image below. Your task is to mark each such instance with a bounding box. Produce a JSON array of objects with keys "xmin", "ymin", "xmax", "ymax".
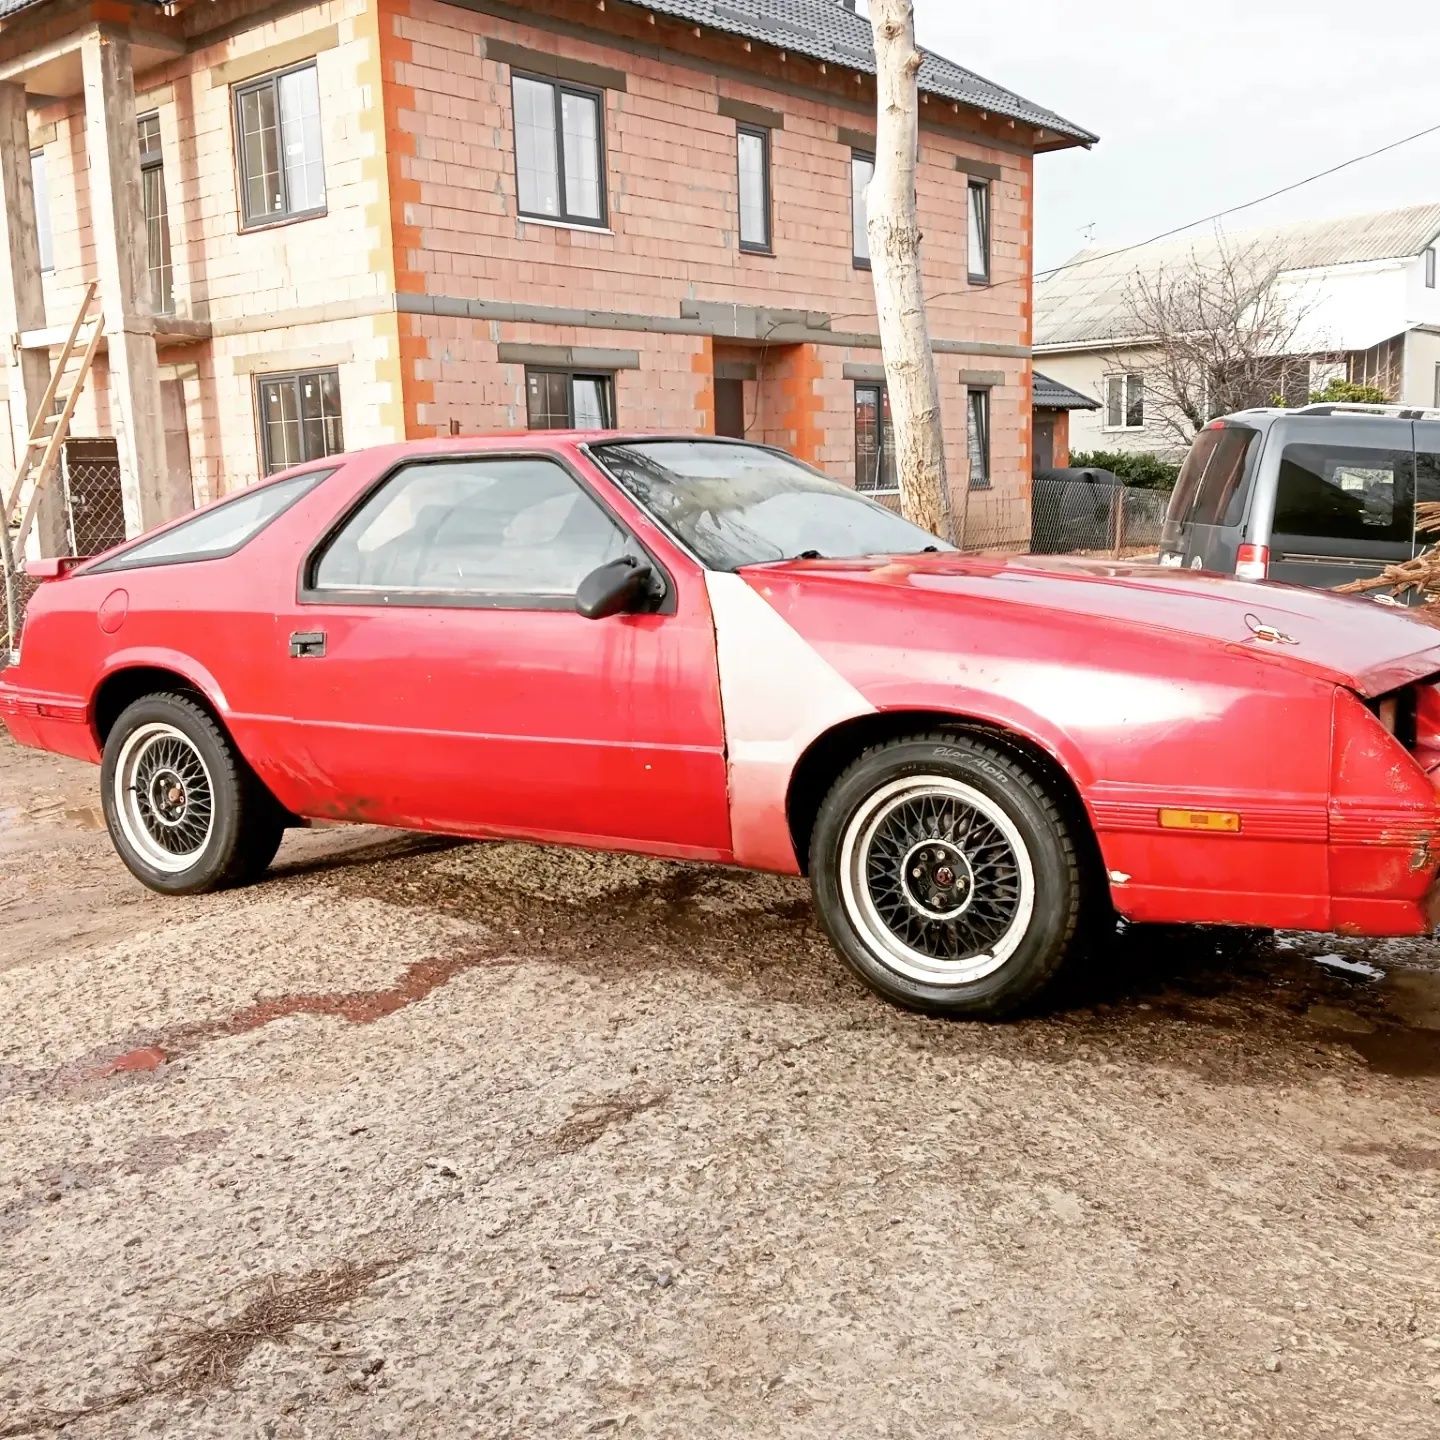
[{"xmin": 1235, "ymin": 543, "xmax": 1269, "ymax": 581}]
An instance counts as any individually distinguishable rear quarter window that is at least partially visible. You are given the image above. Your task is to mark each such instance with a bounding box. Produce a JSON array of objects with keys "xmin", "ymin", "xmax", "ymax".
[
  {"xmin": 87, "ymin": 469, "xmax": 333, "ymax": 573},
  {"xmin": 1272, "ymin": 443, "xmax": 1413, "ymax": 544}
]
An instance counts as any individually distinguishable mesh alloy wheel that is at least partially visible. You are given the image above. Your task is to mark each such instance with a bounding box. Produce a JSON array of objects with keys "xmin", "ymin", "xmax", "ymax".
[
  {"xmin": 838, "ymin": 774, "xmax": 1036, "ymax": 986},
  {"xmin": 111, "ymin": 721, "xmax": 216, "ymax": 874}
]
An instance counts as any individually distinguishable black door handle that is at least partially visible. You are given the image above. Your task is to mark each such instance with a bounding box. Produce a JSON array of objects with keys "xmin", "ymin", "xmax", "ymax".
[{"xmin": 289, "ymin": 631, "xmax": 327, "ymax": 658}]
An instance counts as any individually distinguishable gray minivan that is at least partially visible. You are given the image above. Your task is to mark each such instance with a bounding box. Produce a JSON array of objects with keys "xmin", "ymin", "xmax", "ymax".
[{"xmin": 1158, "ymin": 403, "xmax": 1440, "ymax": 595}]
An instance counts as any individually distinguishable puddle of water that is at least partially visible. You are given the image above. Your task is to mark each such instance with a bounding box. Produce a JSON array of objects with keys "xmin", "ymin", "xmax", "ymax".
[{"xmin": 1340, "ymin": 1026, "xmax": 1440, "ymax": 1079}]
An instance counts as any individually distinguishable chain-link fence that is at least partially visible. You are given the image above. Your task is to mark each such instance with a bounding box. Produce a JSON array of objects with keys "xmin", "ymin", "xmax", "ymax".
[
  {"xmin": 2, "ymin": 438, "xmax": 124, "ymax": 655},
  {"xmin": 875, "ymin": 481, "xmax": 1170, "ymax": 558}
]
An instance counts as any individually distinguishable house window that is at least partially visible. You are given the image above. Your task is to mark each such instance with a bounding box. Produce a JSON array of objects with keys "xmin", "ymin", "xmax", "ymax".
[
  {"xmin": 1428, "ymin": 246, "xmax": 1437, "ymax": 289},
  {"xmin": 854, "ymin": 382, "xmax": 896, "ymax": 491},
  {"xmin": 967, "ymin": 178, "xmax": 991, "ymax": 284},
  {"xmin": 851, "ymin": 151, "xmax": 874, "ymax": 268},
  {"xmin": 967, "ymin": 388, "xmax": 991, "ymax": 489},
  {"xmin": 512, "ymin": 74, "xmax": 605, "ymax": 226},
  {"xmin": 1433, "ymin": 361, "xmax": 1440, "ymax": 409},
  {"xmin": 736, "ymin": 124, "xmax": 771, "ymax": 253},
  {"xmin": 1105, "ymin": 372, "xmax": 1145, "ymax": 430},
  {"xmin": 31, "ymin": 150, "xmax": 52, "ymax": 272},
  {"xmin": 235, "ymin": 62, "xmax": 326, "ymax": 228},
  {"xmin": 257, "ymin": 367, "xmax": 344, "ymax": 474},
  {"xmin": 525, "ymin": 369, "xmax": 616, "ymax": 430},
  {"xmin": 138, "ymin": 113, "xmax": 174, "ymax": 315}
]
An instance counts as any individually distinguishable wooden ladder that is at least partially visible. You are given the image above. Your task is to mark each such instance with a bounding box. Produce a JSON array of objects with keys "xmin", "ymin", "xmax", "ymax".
[{"xmin": 2, "ymin": 280, "xmax": 104, "ymax": 559}]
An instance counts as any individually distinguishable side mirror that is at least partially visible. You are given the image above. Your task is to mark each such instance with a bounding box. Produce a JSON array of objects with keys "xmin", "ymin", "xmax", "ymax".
[{"xmin": 576, "ymin": 555, "xmax": 656, "ymax": 620}]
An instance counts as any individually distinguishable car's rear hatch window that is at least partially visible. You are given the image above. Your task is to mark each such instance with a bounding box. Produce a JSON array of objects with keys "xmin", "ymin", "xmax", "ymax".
[{"xmin": 1165, "ymin": 423, "xmax": 1260, "ymax": 532}]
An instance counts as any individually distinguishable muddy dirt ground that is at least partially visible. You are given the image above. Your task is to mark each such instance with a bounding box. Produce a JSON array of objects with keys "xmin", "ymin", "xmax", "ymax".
[{"xmin": 1, "ymin": 730, "xmax": 1437, "ymax": 1438}]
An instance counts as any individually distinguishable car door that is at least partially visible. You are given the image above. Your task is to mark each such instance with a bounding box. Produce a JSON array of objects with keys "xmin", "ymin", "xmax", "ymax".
[
  {"xmin": 1266, "ymin": 418, "xmax": 1416, "ymax": 591},
  {"xmin": 269, "ymin": 449, "xmax": 733, "ymax": 859}
]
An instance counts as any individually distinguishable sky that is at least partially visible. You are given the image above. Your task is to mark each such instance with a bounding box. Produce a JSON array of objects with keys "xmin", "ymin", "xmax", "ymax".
[{"xmin": 913, "ymin": 0, "xmax": 1440, "ymax": 273}]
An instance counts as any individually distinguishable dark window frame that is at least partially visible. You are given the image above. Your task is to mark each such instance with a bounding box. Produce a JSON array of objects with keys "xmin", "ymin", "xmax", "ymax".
[
  {"xmin": 851, "ymin": 149, "xmax": 874, "ymax": 270},
  {"xmin": 137, "ymin": 110, "xmax": 175, "ymax": 315},
  {"xmin": 255, "ymin": 366, "xmax": 345, "ymax": 475},
  {"xmin": 525, "ymin": 367, "xmax": 617, "ymax": 430},
  {"xmin": 853, "ymin": 380, "xmax": 897, "ymax": 493},
  {"xmin": 299, "ymin": 449, "xmax": 673, "ymax": 613},
  {"xmin": 85, "ymin": 468, "xmax": 335, "ymax": 575},
  {"xmin": 510, "ymin": 70, "xmax": 609, "ymax": 229},
  {"xmin": 967, "ymin": 178, "xmax": 991, "ymax": 284},
  {"xmin": 736, "ymin": 122, "xmax": 772, "ymax": 255},
  {"xmin": 1427, "ymin": 246, "xmax": 1437, "ymax": 289},
  {"xmin": 967, "ymin": 386, "xmax": 992, "ymax": 490},
  {"xmin": 233, "ymin": 59, "xmax": 327, "ymax": 233}
]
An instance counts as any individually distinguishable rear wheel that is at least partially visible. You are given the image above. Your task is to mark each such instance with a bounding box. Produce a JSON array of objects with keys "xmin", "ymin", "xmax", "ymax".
[
  {"xmin": 100, "ymin": 693, "xmax": 284, "ymax": 895},
  {"xmin": 810, "ymin": 733, "xmax": 1082, "ymax": 1017}
]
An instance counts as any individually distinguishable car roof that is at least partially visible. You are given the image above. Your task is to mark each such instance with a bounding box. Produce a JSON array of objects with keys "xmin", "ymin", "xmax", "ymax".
[{"xmin": 262, "ymin": 431, "xmax": 747, "ymax": 482}]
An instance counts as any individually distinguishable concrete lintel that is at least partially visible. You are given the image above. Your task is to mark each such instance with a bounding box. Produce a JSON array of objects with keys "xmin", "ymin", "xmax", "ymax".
[
  {"xmin": 210, "ymin": 24, "xmax": 340, "ymax": 88},
  {"xmin": 843, "ymin": 362, "xmax": 887, "ymax": 383},
  {"xmin": 496, "ymin": 342, "xmax": 639, "ymax": 370},
  {"xmin": 393, "ymin": 290, "xmax": 1029, "ymax": 359},
  {"xmin": 959, "ymin": 369, "xmax": 1005, "ymax": 386},
  {"xmin": 717, "ymin": 96, "xmax": 785, "ymax": 131}
]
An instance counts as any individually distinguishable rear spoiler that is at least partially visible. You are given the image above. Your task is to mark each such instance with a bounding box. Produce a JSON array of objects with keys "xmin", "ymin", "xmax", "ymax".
[{"xmin": 25, "ymin": 556, "xmax": 90, "ymax": 579}]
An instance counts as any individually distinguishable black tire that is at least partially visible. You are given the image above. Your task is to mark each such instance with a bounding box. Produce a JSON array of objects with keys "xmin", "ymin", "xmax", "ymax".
[
  {"xmin": 99, "ymin": 692, "xmax": 285, "ymax": 896},
  {"xmin": 809, "ymin": 732, "xmax": 1082, "ymax": 1018}
]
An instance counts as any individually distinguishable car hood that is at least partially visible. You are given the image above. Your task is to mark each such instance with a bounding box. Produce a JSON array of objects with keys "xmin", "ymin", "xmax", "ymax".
[{"xmin": 742, "ymin": 552, "xmax": 1440, "ymax": 697}]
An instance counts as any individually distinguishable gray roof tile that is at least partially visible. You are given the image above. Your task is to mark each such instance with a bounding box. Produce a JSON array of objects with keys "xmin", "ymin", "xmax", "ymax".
[
  {"xmin": 630, "ymin": 0, "xmax": 1096, "ymax": 144},
  {"xmin": 1033, "ymin": 372, "xmax": 1098, "ymax": 409}
]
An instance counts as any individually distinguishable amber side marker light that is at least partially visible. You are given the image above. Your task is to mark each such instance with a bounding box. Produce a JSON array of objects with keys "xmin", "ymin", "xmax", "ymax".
[{"xmin": 1158, "ymin": 808, "xmax": 1242, "ymax": 833}]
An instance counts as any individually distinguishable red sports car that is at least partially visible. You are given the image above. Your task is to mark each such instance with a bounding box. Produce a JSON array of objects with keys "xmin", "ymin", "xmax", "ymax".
[{"xmin": 5, "ymin": 434, "xmax": 1440, "ymax": 1016}]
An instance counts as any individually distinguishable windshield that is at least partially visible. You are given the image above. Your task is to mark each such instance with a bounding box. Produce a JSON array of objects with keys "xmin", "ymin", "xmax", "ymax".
[{"xmin": 591, "ymin": 439, "xmax": 952, "ymax": 569}]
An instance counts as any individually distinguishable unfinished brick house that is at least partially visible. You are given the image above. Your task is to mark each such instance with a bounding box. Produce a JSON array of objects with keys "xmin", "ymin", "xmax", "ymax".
[{"xmin": 0, "ymin": 0, "xmax": 1094, "ymax": 554}]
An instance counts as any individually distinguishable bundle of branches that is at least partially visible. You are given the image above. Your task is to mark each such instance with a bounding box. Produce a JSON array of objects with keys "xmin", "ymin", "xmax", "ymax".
[{"xmin": 1336, "ymin": 501, "xmax": 1440, "ymax": 603}]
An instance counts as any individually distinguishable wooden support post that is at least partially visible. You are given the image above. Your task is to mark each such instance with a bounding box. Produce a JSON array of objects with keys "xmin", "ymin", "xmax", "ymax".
[
  {"xmin": 81, "ymin": 27, "xmax": 178, "ymax": 537},
  {"xmin": 0, "ymin": 81, "xmax": 65, "ymax": 555}
]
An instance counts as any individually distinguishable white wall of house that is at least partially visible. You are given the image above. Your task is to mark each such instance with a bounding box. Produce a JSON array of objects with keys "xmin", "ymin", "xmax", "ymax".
[
  {"xmin": 1402, "ymin": 327, "xmax": 1440, "ymax": 408},
  {"xmin": 1031, "ymin": 345, "xmax": 1187, "ymax": 457}
]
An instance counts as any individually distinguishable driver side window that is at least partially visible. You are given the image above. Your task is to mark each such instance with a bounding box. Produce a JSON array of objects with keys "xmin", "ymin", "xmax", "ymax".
[{"xmin": 311, "ymin": 456, "xmax": 629, "ymax": 603}]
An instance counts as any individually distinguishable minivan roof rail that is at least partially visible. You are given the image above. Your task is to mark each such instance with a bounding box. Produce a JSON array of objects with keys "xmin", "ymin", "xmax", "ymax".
[{"xmin": 1290, "ymin": 401, "xmax": 1440, "ymax": 420}]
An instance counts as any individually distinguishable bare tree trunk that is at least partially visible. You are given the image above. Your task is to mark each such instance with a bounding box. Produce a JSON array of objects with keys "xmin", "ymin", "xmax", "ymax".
[{"xmin": 867, "ymin": 0, "xmax": 954, "ymax": 544}]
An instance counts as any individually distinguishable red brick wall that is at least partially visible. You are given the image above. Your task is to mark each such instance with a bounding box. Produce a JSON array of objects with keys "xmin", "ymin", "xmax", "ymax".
[{"xmin": 385, "ymin": 0, "xmax": 1036, "ymax": 498}]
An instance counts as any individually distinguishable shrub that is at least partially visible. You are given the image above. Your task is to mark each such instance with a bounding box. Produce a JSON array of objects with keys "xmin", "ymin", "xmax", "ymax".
[
  {"xmin": 1068, "ymin": 449, "xmax": 1180, "ymax": 491},
  {"xmin": 1307, "ymin": 377, "xmax": 1390, "ymax": 406}
]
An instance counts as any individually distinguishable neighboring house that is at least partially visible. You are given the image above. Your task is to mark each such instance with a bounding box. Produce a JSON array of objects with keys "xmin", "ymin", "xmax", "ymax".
[
  {"xmin": 1031, "ymin": 371, "xmax": 1097, "ymax": 470},
  {"xmin": 0, "ymin": 0, "xmax": 1094, "ymax": 549},
  {"xmin": 1035, "ymin": 203, "xmax": 1440, "ymax": 459}
]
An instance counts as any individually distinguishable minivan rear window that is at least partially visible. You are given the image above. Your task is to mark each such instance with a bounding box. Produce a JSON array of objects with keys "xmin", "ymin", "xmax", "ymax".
[
  {"xmin": 1167, "ymin": 425, "xmax": 1258, "ymax": 529},
  {"xmin": 1272, "ymin": 443, "xmax": 1414, "ymax": 544}
]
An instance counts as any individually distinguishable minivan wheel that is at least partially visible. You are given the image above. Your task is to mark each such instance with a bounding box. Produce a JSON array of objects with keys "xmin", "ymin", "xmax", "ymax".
[
  {"xmin": 100, "ymin": 692, "xmax": 284, "ymax": 895},
  {"xmin": 810, "ymin": 733, "xmax": 1082, "ymax": 1017}
]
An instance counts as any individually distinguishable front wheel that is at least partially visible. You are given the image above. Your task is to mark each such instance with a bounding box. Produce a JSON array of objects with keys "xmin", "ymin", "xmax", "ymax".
[
  {"xmin": 100, "ymin": 692, "xmax": 284, "ymax": 895},
  {"xmin": 810, "ymin": 733, "xmax": 1082, "ymax": 1017}
]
